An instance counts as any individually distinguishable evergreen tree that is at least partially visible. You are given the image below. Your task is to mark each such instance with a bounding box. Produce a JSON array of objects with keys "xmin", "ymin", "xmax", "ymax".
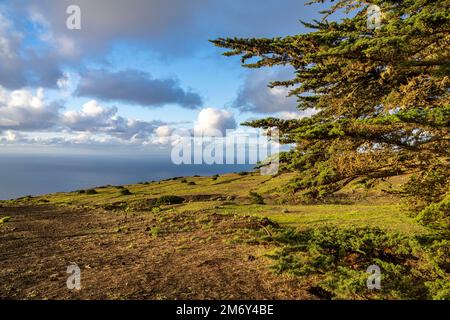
[{"xmin": 212, "ymin": 0, "xmax": 449, "ymax": 223}]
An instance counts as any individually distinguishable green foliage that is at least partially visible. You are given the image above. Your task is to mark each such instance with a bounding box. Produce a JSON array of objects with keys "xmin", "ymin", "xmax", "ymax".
[
  {"xmin": 85, "ymin": 189, "xmax": 98, "ymax": 195},
  {"xmin": 0, "ymin": 216, "xmax": 11, "ymax": 224},
  {"xmin": 149, "ymin": 227, "xmax": 162, "ymax": 237},
  {"xmin": 403, "ymin": 164, "xmax": 450, "ymax": 211},
  {"xmin": 151, "ymin": 206, "xmax": 161, "ymax": 214},
  {"xmin": 187, "ymin": 181, "xmax": 196, "ymax": 186},
  {"xmin": 120, "ymin": 188, "xmax": 132, "ymax": 196},
  {"xmin": 238, "ymin": 171, "xmax": 249, "ymax": 176},
  {"xmin": 249, "ymin": 191, "xmax": 265, "ymax": 205},
  {"xmin": 212, "ymin": 0, "xmax": 450, "ymax": 211},
  {"xmin": 416, "ymin": 194, "xmax": 450, "ymax": 232},
  {"xmin": 212, "ymin": 174, "xmax": 220, "ymax": 181},
  {"xmin": 180, "ymin": 179, "xmax": 187, "ymax": 183},
  {"xmin": 265, "ymin": 226, "xmax": 449, "ymax": 299},
  {"xmin": 155, "ymin": 195, "xmax": 185, "ymax": 206}
]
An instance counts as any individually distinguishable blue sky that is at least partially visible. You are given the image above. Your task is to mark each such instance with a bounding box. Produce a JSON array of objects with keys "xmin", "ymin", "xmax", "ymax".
[{"xmin": 0, "ymin": 0, "xmax": 331, "ymax": 154}]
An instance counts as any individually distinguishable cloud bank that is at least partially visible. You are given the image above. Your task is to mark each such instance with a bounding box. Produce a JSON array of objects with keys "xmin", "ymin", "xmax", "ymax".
[{"xmin": 75, "ymin": 69, "xmax": 203, "ymax": 109}]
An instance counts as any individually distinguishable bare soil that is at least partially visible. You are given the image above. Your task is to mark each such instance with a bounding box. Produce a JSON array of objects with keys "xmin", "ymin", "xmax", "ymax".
[{"xmin": 0, "ymin": 205, "xmax": 312, "ymax": 300}]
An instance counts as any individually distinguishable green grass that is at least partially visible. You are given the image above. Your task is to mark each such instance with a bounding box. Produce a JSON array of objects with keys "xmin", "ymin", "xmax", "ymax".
[
  {"xmin": 0, "ymin": 170, "xmax": 442, "ymax": 300},
  {"xmin": 149, "ymin": 227, "xmax": 162, "ymax": 237},
  {"xmin": 0, "ymin": 216, "xmax": 11, "ymax": 224},
  {"xmin": 263, "ymin": 225, "xmax": 449, "ymax": 299},
  {"xmin": 0, "ymin": 171, "xmax": 426, "ymax": 236}
]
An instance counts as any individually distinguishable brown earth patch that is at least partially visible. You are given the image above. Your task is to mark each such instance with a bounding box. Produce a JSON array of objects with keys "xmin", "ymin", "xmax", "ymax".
[{"xmin": 0, "ymin": 205, "xmax": 312, "ymax": 300}]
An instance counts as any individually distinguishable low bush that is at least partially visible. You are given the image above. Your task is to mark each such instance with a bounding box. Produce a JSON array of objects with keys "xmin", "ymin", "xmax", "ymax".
[
  {"xmin": 264, "ymin": 225, "xmax": 450, "ymax": 299},
  {"xmin": 155, "ymin": 195, "xmax": 185, "ymax": 206},
  {"xmin": 149, "ymin": 227, "xmax": 162, "ymax": 237},
  {"xmin": 85, "ymin": 189, "xmax": 98, "ymax": 195},
  {"xmin": 0, "ymin": 216, "xmax": 11, "ymax": 224},
  {"xmin": 416, "ymin": 194, "xmax": 450, "ymax": 232},
  {"xmin": 249, "ymin": 191, "xmax": 265, "ymax": 205},
  {"xmin": 120, "ymin": 188, "xmax": 132, "ymax": 196},
  {"xmin": 187, "ymin": 181, "xmax": 196, "ymax": 186}
]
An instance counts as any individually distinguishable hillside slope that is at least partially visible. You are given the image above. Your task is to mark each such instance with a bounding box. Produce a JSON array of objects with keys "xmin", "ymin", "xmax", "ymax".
[{"xmin": 1, "ymin": 171, "xmax": 446, "ymax": 300}]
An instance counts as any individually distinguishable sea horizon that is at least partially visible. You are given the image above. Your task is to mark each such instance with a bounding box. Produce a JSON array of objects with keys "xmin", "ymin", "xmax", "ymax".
[{"xmin": 0, "ymin": 153, "xmax": 253, "ymax": 200}]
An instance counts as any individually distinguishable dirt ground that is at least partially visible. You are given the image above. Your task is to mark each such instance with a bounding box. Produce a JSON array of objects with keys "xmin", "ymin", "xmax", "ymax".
[{"xmin": 0, "ymin": 205, "xmax": 313, "ymax": 300}]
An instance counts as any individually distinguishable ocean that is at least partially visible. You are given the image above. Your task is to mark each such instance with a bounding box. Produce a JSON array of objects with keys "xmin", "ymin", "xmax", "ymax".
[{"xmin": 0, "ymin": 153, "xmax": 253, "ymax": 200}]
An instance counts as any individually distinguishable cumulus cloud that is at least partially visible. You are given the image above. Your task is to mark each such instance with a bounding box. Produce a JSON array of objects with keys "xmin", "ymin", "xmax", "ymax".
[
  {"xmin": 75, "ymin": 69, "xmax": 203, "ymax": 109},
  {"xmin": 0, "ymin": 86, "xmax": 164, "ymax": 143},
  {"xmin": 194, "ymin": 108, "xmax": 236, "ymax": 136},
  {"xmin": 278, "ymin": 109, "xmax": 317, "ymax": 120},
  {"xmin": 30, "ymin": 0, "xmax": 320, "ymax": 57},
  {"xmin": 0, "ymin": 130, "xmax": 26, "ymax": 143},
  {"xmin": 0, "ymin": 0, "xmax": 325, "ymax": 89},
  {"xmin": 233, "ymin": 68, "xmax": 299, "ymax": 114},
  {"xmin": 0, "ymin": 11, "xmax": 64, "ymax": 90},
  {"xmin": 0, "ymin": 87, "xmax": 61, "ymax": 131},
  {"xmin": 62, "ymin": 100, "xmax": 163, "ymax": 140},
  {"xmin": 152, "ymin": 125, "xmax": 175, "ymax": 145}
]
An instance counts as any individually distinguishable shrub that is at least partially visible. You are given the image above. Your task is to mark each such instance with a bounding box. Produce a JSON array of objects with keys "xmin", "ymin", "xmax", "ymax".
[
  {"xmin": 403, "ymin": 165, "xmax": 449, "ymax": 211},
  {"xmin": 155, "ymin": 195, "xmax": 184, "ymax": 206},
  {"xmin": 149, "ymin": 227, "xmax": 162, "ymax": 237},
  {"xmin": 151, "ymin": 206, "xmax": 161, "ymax": 214},
  {"xmin": 187, "ymin": 181, "xmax": 196, "ymax": 186},
  {"xmin": 0, "ymin": 216, "xmax": 11, "ymax": 224},
  {"xmin": 249, "ymin": 191, "xmax": 265, "ymax": 205},
  {"xmin": 238, "ymin": 171, "xmax": 249, "ymax": 176},
  {"xmin": 264, "ymin": 226, "xmax": 450, "ymax": 299},
  {"xmin": 180, "ymin": 179, "xmax": 187, "ymax": 183},
  {"xmin": 77, "ymin": 190, "xmax": 86, "ymax": 194},
  {"xmin": 120, "ymin": 188, "xmax": 132, "ymax": 196},
  {"xmin": 212, "ymin": 174, "xmax": 220, "ymax": 181},
  {"xmin": 85, "ymin": 189, "xmax": 98, "ymax": 195},
  {"xmin": 416, "ymin": 194, "xmax": 450, "ymax": 231}
]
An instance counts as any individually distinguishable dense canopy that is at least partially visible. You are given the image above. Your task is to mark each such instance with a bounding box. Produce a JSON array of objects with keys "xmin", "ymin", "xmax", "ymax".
[{"xmin": 212, "ymin": 0, "xmax": 449, "ymax": 227}]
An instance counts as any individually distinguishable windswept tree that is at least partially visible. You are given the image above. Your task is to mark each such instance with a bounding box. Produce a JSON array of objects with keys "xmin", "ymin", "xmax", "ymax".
[{"xmin": 212, "ymin": 0, "xmax": 449, "ymax": 227}]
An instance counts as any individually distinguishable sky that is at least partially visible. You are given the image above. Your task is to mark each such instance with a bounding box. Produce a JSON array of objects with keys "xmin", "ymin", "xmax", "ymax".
[{"xmin": 0, "ymin": 0, "xmax": 330, "ymax": 155}]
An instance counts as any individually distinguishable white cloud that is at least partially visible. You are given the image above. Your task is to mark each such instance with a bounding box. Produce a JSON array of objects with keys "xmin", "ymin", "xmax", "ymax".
[
  {"xmin": 234, "ymin": 68, "xmax": 298, "ymax": 114},
  {"xmin": 194, "ymin": 108, "xmax": 236, "ymax": 136},
  {"xmin": 0, "ymin": 87, "xmax": 165, "ymax": 144},
  {"xmin": 0, "ymin": 14, "xmax": 14, "ymax": 59},
  {"xmin": 63, "ymin": 100, "xmax": 116, "ymax": 128},
  {"xmin": 0, "ymin": 87, "xmax": 61, "ymax": 130},
  {"xmin": 1, "ymin": 130, "xmax": 26, "ymax": 142},
  {"xmin": 278, "ymin": 109, "xmax": 317, "ymax": 120},
  {"xmin": 62, "ymin": 100, "xmax": 162, "ymax": 140},
  {"xmin": 0, "ymin": 11, "xmax": 64, "ymax": 89},
  {"xmin": 153, "ymin": 125, "xmax": 174, "ymax": 144},
  {"xmin": 28, "ymin": 6, "xmax": 79, "ymax": 58}
]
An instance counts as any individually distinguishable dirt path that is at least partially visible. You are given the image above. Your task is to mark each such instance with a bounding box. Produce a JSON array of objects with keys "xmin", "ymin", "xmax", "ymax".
[{"xmin": 0, "ymin": 205, "xmax": 312, "ymax": 300}]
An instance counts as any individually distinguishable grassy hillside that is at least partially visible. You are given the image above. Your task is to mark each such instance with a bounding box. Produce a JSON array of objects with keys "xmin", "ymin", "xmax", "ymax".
[
  {"xmin": 1, "ymin": 171, "xmax": 423, "ymax": 234},
  {"xmin": 0, "ymin": 171, "xmax": 448, "ymax": 300}
]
